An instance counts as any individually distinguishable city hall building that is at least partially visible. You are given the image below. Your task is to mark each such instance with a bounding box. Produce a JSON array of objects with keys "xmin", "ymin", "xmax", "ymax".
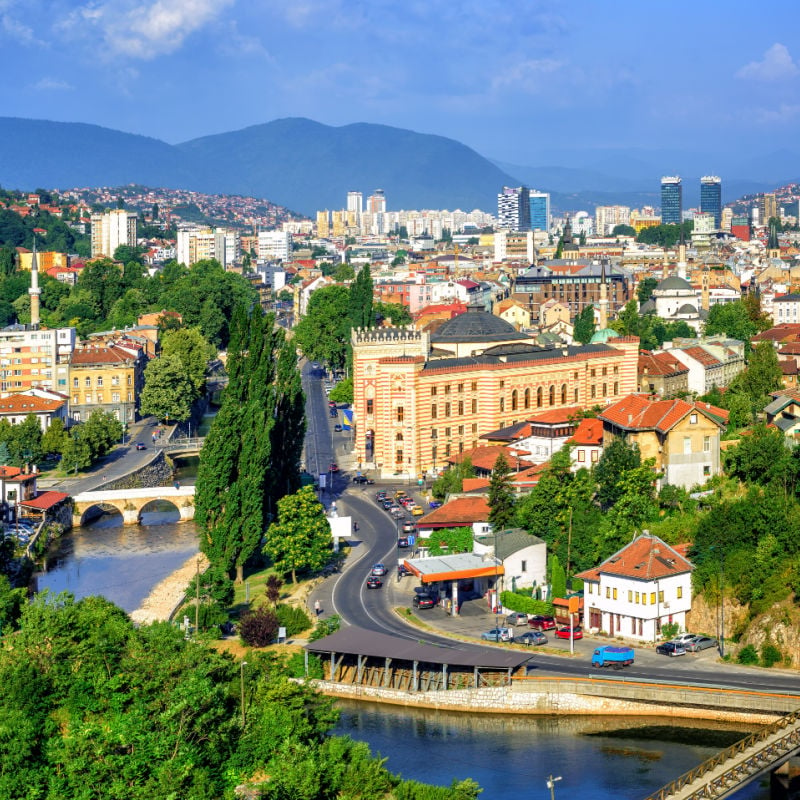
[{"xmin": 351, "ymin": 306, "xmax": 639, "ymax": 479}]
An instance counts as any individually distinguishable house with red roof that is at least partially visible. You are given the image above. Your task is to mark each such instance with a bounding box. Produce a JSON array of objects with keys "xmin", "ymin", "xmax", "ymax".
[
  {"xmin": 576, "ymin": 532, "xmax": 693, "ymax": 641},
  {"xmin": 598, "ymin": 394, "xmax": 728, "ymax": 488},
  {"xmin": 0, "ymin": 392, "xmax": 67, "ymax": 431},
  {"xmin": 638, "ymin": 350, "xmax": 689, "ymax": 397},
  {"xmin": 569, "ymin": 417, "xmax": 604, "ymax": 470}
]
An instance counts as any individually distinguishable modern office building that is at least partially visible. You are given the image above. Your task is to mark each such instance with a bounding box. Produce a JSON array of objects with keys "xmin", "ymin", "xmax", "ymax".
[
  {"xmin": 347, "ymin": 192, "xmax": 363, "ymax": 216},
  {"xmin": 497, "ymin": 186, "xmax": 531, "ymax": 231},
  {"xmin": 529, "ymin": 191, "xmax": 550, "ymax": 233},
  {"xmin": 367, "ymin": 190, "xmax": 386, "ymax": 214},
  {"xmin": 660, "ymin": 177, "xmax": 683, "ymax": 225},
  {"xmin": 700, "ymin": 176, "xmax": 722, "ymax": 228},
  {"xmin": 90, "ymin": 210, "xmax": 137, "ymax": 258},
  {"xmin": 176, "ymin": 225, "xmax": 240, "ymax": 268},
  {"xmin": 257, "ymin": 230, "xmax": 292, "ymax": 262},
  {"xmin": 760, "ymin": 193, "xmax": 778, "ymax": 225}
]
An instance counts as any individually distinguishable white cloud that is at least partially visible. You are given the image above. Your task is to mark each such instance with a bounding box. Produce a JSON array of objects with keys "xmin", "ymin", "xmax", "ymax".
[
  {"xmin": 736, "ymin": 43, "xmax": 798, "ymax": 81},
  {"xmin": 63, "ymin": 0, "xmax": 234, "ymax": 60},
  {"xmin": 751, "ymin": 103, "xmax": 800, "ymax": 124},
  {"xmin": 491, "ymin": 58, "xmax": 565, "ymax": 92},
  {"xmin": 33, "ymin": 76, "xmax": 74, "ymax": 90},
  {"xmin": 2, "ymin": 12, "xmax": 37, "ymax": 44}
]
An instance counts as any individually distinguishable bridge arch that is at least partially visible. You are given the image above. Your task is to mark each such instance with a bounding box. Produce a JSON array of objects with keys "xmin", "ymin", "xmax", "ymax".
[
  {"xmin": 78, "ymin": 502, "xmax": 125, "ymax": 527},
  {"xmin": 73, "ymin": 486, "xmax": 196, "ymax": 526},
  {"xmin": 138, "ymin": 498, "xmax": 182, "ymax": 523}
]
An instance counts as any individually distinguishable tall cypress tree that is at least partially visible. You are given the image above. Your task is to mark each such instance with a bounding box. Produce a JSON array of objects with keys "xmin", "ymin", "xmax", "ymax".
[
  {"xmin": 488, "ymin": 453, "xmax": 516, "ymax": 531},
  {"xmin": 196, "ymin": 306, "xmax": 303, "ymax": 582}
]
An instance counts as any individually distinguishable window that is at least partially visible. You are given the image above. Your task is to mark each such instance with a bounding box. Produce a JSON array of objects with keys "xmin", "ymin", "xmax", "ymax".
[
  {"xmin": 395, "ymin": 449, "xmax": 403, "ymax": 463},
  {"xmin": 444, "ymin": 385, "xmax": 451, "ymax": 395},
  {"xmin": 602, "ymin": 367, "xmax": 607, "ymax": 376},
  {"xmin": 524, "ymin": 388, "xmax": 530, "ymax": 409},
  {"xmin": 703, "ymin": 435, "xmax": 711, "ymax": 452},
  {"xmin": 605, "ymin": 587, "xmax": 610, "ymax": 599},
  {"xmin": 683, "ymin": 436, "xmax": 691, "ymax": 455},
  {"xmin": 574, "ymin": 387, "xmax": 579, "ymax": 402},
  {"xmin": 471, "ymin": 382, "xmax": 477, "ymax": 390},
  {"xmin": 85, "ymin": 377, "xmax": 91, "ymax": 387},
  {"xmin": 445, "ymin": 402, "xmax": 451, "ymax": 417},
  {"xmin": 658, "ymin": 591, "xmax": 664, "ymax": 603},
  {"xmin": 703, "ymin": 464, "xmax": 711, "ymax": 476},
  {"xmin": 458, "ymin": 425, "xmax": 464, "ymax": 436},
  {"xmin": 537, "ymin": 387, "xmax": 543, "ymax": 407},
  {"xmin": 628, "ymin": 590, "xmax": 632, "ymax": 602},
  {"xmin": 85, "ymin": 394, "xmax": 92, "ymax": 404},
  {"xmin": 590, "ymin": 368, "xmax": 596, "ymax": 377},
  {"xmin": 458, "ymin": 383, "xmax": 464, "ymax": 393},
  {"xmin": 613, "ymin": 381, "xmax": 618, "ymax": 395},
  {"xmin": 112, "ymin": 392, "xmax": 120, "ymax": 402},
  {"xmin": 431, "ymin": 386, "xmax": 437, "ymax": 396},
  {"xmin": 499, "ymin": 397, "xmax": 505, "ymax": 412},
  {"xmin": 127, "ymin": 375, "xmax": 132, "ymax": 385},
  {"xmin": 97, "ymin": 376, "xmax": 103, "ymax": 387},
  {"xmin": 591, "ymin": 450, "xmax": 599, "ymax": 462},
  {"xmin": 396, "ymin": 407, "xmax": 404, "ymax": 423},
  {"xmin": 521, "ymin": 560, "xmax": 527, "ymax": 572},
  {"xmin": 73, "ymin": 377, "xmax": 78, "ymax": 388},
  {"xmin": 642, "ymin": 593, "xmax": 647, "ymax": 605},
  {"xmin": 690, "ymin": 413, "xmax": 697, "ymax": 424},
  {"xmin": 650, "ymin": 592, "xmax": 656, "ymax": 604},
  {"xmin": 677, "ymin": 586, "xmax": 683, "ymax": 599},
  {"xmin": 635, "ymin": 592, "xmax": 640, "ymax": 603},
  {"xmin": 612, "ymin": 587, "xmax": 617, "ymax": 600},
  {"xmin": 578, "ymin": 449, "xmax": 585, "ymax": 462},
  {"xmin": 472, "ymin": 399, "xmax": 477, "ymax": 413},
  {"xmin": 367, "ymin": 399, "xmax": 374, "ymax": 414},
  {"xmin": 549, "ymin": 385, "xmax": 555, "ymax": 405},
  {"xmin": 431, "ymin": 405, "xmax": 437, "ymax": 419},
  {"xmin": 602, "ymin": 383, "xmax": 607, "ymax": 397},
  {"xmin": 511, "ymin": 389, "xmax": 518, "ymax": 411},
  {"xmin": 72, "ymin": 394, "xmax": 78, "ymax": 404},
  {"xmin": 445, "ymin": 443, "xmax": 451, "ymax": 456},
  {"xmin": 127, "ymin": 392, "xmax": 132, "ymax": 402},
  {"xmin": 445, "ymin": 427, "xmax": 451, "ymax": 438},
  {"xmin": 112, "ymin": 376, "xmax": 120, "ymax": 386},
  {"xmin": 591, "ymin": 385, "xmax": 596, "ymax": 398}
]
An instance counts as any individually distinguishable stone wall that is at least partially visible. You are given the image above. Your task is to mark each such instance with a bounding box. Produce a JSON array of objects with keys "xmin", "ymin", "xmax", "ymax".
[
  {"xmin": 104, "ymin": 451, "xmax": 173, "ymax": 491},
  {"xmin": 309, "ymin": 678, "xmax": 791, "ymax": 724}
]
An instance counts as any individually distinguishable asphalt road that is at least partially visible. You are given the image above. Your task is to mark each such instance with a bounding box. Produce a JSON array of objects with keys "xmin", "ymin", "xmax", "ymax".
[{"xmin": 303, "ymin": 364, "xmax": 800, "ymax": 697}]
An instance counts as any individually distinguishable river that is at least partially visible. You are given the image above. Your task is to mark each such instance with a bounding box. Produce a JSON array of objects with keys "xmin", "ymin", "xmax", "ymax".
[{"xmin": 332, "ymin": 702, "xmax": 770, "ymax": 799}]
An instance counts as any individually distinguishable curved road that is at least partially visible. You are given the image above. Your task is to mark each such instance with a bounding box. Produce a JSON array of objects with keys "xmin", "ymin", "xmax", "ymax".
[{"xmin": 303, "ymin": 363, "xmax": 800, "ymax": 697}]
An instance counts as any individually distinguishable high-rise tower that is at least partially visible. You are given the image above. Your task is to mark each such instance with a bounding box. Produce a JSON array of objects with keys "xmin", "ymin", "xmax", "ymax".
[
  {"xmin": 529, "ymin": 191, "xmax": 550, "ymax": 233},
  {"xmin": 660, "ymin": 176, "xmax": 683, "ymax": 225},
  {"xmin": 700, "ymin": 176, "xmax": 722, "ymax": 228},
  {"xmin": 497, "ymin": 186, "xmax": 531, "ymax": 231}
]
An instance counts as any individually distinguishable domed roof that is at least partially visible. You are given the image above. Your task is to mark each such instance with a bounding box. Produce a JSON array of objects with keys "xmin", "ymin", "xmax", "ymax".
[
  {"xmin": 677, "ymin": 303, "xmax": 698, "ymax": 315},
  {"xmin": 640, "ymin": 299, "xmax": 656, "ymax": 314},
  {"xmin": 657, "ymin": 275, "xmax": 693, "ymax": 291},
  {"xmin": 590, "ymin": 327, "xmax": 620, "ymax": 344},
  {"xmin": 431, "ymin": 305, "xmax": 526, "ymax": 344}
]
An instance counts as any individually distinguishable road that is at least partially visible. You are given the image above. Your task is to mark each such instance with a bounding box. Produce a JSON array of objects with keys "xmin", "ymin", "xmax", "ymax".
[{"xmin": 302, "ymin": 363, "xmax": 800, "ymax": 697}]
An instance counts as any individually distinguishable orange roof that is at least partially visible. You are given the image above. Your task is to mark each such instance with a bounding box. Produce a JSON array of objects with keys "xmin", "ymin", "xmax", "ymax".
[
  {"xmin": 569, "ymin": 417, "xmax": 603, "ymax": 446},
  {"xmin": 599, "ymin": 394, "xmax": 726, "ymax": 434},
  {"xmin": 681, "ymin": 346, "xmax": 721, "ymax": 367},
  {"xmin": 447, "ymin": 444, "xmax": 534, "ymax": 472},
  {"xmin": 0, "ymin": 395, "xmax": 64, "ymax": 414},
  {"xmin": 70, "ymin": 345, "xmax": 140, "ymax": 366},
  {"xmin": 576, "ymin": 533, "xmax": 693, "ymax": 582},
  {"xmin": 527, "ymin": 406, "xmax": 583, "ymax": 425},
  {"xmin": 639, "ymin": 350, "xmax": 689, "ymax": 377},
  {"xmin": 21, "ymin": 491, "xmax": 70, "ymax": 510},
  {"xmin": 418, "ymin": 495, "xmax": 490, "ymax": 527},
  {"xmin": 462, "ymin": 477, "xmax": 490, "ymax": 492}
]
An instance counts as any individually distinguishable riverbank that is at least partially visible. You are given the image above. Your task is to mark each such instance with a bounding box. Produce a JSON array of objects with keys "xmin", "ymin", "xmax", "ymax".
[{"xmin": 130, "ymin": 553, "xmax": 208, "ymax": 625}]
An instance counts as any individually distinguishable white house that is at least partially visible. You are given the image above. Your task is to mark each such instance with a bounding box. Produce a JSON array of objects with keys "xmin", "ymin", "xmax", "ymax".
[
  {"xmin": 474, "ymin": 528, "xmax": 547, "ymax": 592},
  {"xmin": 576, "ymin": 533, "xmax": 693, "ymax": 642}
]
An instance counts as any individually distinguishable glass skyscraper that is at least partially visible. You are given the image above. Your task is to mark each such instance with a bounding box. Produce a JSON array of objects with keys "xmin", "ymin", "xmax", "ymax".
[
  {"xmin": 700, "ymin": 176, "xmax": 722, "ymax": 228},
  {"xmin": 660, "ymin": 176, "xmax": 682, "ymax": 225},
  {"xmin": 529, "ymin": 191, "xmax": 550, "ymax": 232},
  {"xmin": 497, "ymin": 186, "xmax": 531, "ymax": 231}
]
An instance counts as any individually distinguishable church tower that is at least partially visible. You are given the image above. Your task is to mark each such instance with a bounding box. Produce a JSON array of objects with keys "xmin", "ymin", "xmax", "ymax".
[{"xmin": 767, "ymin": 220, "xmax": 781, "ymax": 260}]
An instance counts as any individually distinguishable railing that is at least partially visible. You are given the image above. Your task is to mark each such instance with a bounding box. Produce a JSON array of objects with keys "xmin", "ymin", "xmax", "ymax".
[
  {"xmin": 160, "ymin": 437, "xmax": 205, "ymax": 452},
  {"xmin": 643, "ymin": 708, "xmax": 800, "ymax": 800}
]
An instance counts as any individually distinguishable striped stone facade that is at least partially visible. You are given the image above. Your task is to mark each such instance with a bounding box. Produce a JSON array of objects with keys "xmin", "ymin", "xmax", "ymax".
[{"xmin": 352, "ymin": 324, "xmax": 639, "ymax": 480}]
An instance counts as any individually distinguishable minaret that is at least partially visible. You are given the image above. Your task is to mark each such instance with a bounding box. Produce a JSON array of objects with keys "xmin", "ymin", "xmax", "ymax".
[
  {"xmin": 29, "ymin": 235, "xmax": 41, "ymax": 328},
  {"xmin": 677, "ymin": 225, "xmax": 687, "ymax": 280},
  {"xmin": 598, "ymin": 258, "xmax": 609, "ymax": 329},
  {"xmin": 701, "ymin": 269, "xmax": 710, "ymax": 312}
]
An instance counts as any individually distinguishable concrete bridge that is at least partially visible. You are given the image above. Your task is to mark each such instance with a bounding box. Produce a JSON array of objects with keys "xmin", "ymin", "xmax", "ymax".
[
  {"xmin": 73, "ymin": 485, "xmax": 196, "ymax": 526},
  {"xmin": 643, "ymin": 708, "xmax": 800, "ymax": 800},
  {"xmin": 160, "ymin": 436, "xmax": 205, "ymax": 455}
]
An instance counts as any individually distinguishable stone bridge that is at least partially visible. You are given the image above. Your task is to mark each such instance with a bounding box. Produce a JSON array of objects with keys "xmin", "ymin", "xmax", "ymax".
[
  {"xmin": 160, "ymin": 436, "xmax": 205, "ymax": 455},
  {"xmin": 73, "ymin": 486, "xmax": 196, "ymax": 526}
]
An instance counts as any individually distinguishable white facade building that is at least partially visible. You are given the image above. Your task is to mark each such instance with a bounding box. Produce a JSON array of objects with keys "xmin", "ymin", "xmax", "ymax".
[
  {"xmin": 257, "ymin": 230, "xmax": 292, "ymax": 262},
  {"xmin": 90, "ymin": 210, "xmax": 137, "ymax": 258},
  {"xmin": 577, "ymin": 533, "xmax": 693, "ymax": 642},
  {"xmin": 773, "ymin": 293, "xmax": 800, "ymax": 324}
]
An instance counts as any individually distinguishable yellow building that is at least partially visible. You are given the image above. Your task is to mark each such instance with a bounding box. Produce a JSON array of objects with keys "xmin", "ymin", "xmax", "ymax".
[
  {"xmin": 69, "ymin": 343, "xmax": 146, "ymax": 424},
  {"xmin": 630, "ymin": 212, "xmax": 662, "ymax": 233},
  {"xmin": 18, "ymin": 251, "xmax": 69, "ymax": 271},
  {"xmin": 316, "ymin": 211, "xmax": 330, "ymax": 238},
  {"xmin": 598, "ymin": 394, "xmax": 727, "ymax": 488},
  {"xmin": 352, "ymin": 307, "xmax": 639, "ymax": 479}
]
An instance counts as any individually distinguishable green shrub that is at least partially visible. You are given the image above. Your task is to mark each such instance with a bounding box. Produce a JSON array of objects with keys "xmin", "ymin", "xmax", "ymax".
[
  {"xmin": 500, "ymin": 591, "xmax": 553, "ymax": 616},
  {"xmin": 760, "ymin": 643, "xmax": 782, "ymax": 668},
  {"xmin": 275, "ymin": 604, "xmax": 312, "ymax": 637},
  {"xmin": 285, "ymin": 651, "xmax": 324, "ymax": 678},
  {"xmin": 736, "ymin": 644, "xmax": 758, "ymax": 665},
  {"xmin": 660, "ymin": 622, "xmax": 680, "ymax": 641},
  {"xmin": 309, "ymin": 614, "xmax": 341, "ymax": 642}
]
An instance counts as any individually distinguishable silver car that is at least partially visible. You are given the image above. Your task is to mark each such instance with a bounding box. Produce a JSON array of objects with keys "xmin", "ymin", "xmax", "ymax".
[{"xmin": 685, "ymin": 635, "xmax": 718, "ymax": 652}]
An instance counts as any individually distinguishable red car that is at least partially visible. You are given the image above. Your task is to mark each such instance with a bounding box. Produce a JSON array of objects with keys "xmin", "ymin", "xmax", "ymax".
[
  {"xmin": 554, "ymin": 626, "xmax": 583, "ymax": 640},
  {"xmin": 528, "ymin": 615, "xmax": 556, "ymax": 631},
  {"xmin": 329, "ymin": 462, "xmax": 339, "ymax": 473}
]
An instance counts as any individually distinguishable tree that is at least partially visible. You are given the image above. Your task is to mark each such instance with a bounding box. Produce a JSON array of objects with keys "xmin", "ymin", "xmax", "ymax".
[
  {"xmin": 161, "ymin": 326, "xmax": 215, "ymax": 401},
  {"xmin": 293, "ymin": 285, "xmax": 352, "ymax": 369},
  {"xmin": 139, "ymin": 354, "xmax": 194, "ymax": 423},
  {"xmin": 239, "ymin": 605, "xmax": 280, "ymax": 647},
  {"xmin": 704, "ymin": 300, "xmax": 758, "ymax": 346},
  {"xmin": 263, "ymin": 486, "xmax": 332, "ymax": 583},
  {"xmin": 328, "ymin": 377, "xmax": 353, "ymax": 405},
  {"xmin": 730, "ymin": 341, "xmax": 783, "ymax": 410},
  {"xmin": 374, "ymin": 301, "xmax": 412, "ymax": 326},
  {"xmin": 488, "ymin": 453, "xmax": 516, "ymax": 530},
  {"xmin": 573, "ymin": 304, "xmax": 595, "ymax": 344},
  {"xmin": 334, "ymin": 263, "xmax": 355, "ymax": 282},
  {"xmin": 549, "ymin": 554, "xmax": 567, "ymax": 599},
  {"xmin": 60, "ymin": 428, "xmax": 92, "ymax": 473},
  {"xmin": 265, "ymin": 574, "xmax": 283, "ymax": 608},
  {"xmin": 612, "ymin": 224, "xmax": 636, "ymax": 237},
  {"xmin": 637, "ymin": 277, "xmax": 658, "ymax": 304},
  {"xmin": 595, "ymin": 438, "xmax": 641, "ymax": 508},
  {"xmin": 723, "ymin": 425, "xmax": 798, "ymax": 488},
  {"xmin": 349, "ymin": 263, "xmax": 373, "ymax": 330},
  {"xmin": 432, "ymin": 456, "xmax": 475, "ymax": 500}
]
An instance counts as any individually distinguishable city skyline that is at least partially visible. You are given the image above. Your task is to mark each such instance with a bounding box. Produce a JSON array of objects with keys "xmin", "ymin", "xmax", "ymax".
[{"xmin": 0, "ymin": 1, "xmax": 797, "ymax": 173}]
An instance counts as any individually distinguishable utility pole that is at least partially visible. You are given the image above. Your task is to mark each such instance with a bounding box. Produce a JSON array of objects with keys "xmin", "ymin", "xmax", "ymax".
[{"xmin": 240, "ymin": 660, "xmax": 247, "ymax": 727}]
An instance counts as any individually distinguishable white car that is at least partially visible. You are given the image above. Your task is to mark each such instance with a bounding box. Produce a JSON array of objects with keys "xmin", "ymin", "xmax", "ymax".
[{"xmin": 670, "ymin": 632, "xmax": 698, "ymax": 645}]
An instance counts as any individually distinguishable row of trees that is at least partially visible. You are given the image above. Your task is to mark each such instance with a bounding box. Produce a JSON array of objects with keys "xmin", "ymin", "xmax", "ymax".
[{"xmin": 196, "ymin": 306, "xmax": 306, "ymax": 582}]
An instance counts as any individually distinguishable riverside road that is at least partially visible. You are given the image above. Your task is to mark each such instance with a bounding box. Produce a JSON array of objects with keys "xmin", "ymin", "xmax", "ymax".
[{"xmin": 302, "ymin": 363, "xmax": 800, "ymax": 699}]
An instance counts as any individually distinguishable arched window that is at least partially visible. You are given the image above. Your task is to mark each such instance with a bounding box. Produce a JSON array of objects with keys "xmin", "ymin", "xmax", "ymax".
[
  {"xmin": 549, "ymin": 385, "xmax": 555, "ymax": 406},
  {"xmin": 511, "ymin": 389, "xmax": 518, "ymax": 411},
  {"xmin": 561, "ymin": 384, "xmax": 567, "ymax": 405},
  {"xmin": 537, "ymin": 387, "xmax": 543, "ymax": 408},
  {"xmin": 395, "ymin": 432, "xmax": 404, "ymax": 441},
  {"xmin": 524, "ymin": 388, "xmax": 531, "ymax": 409}
]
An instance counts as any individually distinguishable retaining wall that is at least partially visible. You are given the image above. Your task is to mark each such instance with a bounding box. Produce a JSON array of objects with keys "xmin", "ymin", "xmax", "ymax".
[{"xmin": 311, "ymin": 678, "xmax": 797, "ymax": 724}]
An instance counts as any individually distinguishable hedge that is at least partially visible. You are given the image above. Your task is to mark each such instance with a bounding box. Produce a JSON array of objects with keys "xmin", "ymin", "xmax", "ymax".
[{"xmin": 499, "ymin": 591, "xmax": 554, "ymax": 616}]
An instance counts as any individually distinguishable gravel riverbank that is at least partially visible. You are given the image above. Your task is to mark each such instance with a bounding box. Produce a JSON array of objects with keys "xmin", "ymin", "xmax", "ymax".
[{"xmin": 130, "ymin": 553, "xmax": 209, "ymax": 625}]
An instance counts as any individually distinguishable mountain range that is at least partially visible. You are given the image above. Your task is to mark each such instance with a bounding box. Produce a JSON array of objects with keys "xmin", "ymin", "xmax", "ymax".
[{"xmin": 0, "ymin": 116, "xmax": 794, "ymax": 217}]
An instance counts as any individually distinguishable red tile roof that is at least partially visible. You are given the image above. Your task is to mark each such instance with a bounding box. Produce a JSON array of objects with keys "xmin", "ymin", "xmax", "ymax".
[
  {"xmin": 638, "ymin": 350, "xmax": 689, "ymax": 377},
  {"xmin": 752, "ymin": 324, "xmax": 800, "ymax": 344},
  {"xmin": 447, "ymin": 444, "xmax": 534, "ymax": 472},
  {"xmin": 576, "ymin": 534, "xmax": 693, "ymax": 582},
  {"xmin": 681, "ymin": 346, "xmax": 721, "ymax": 367},
  {"xmin": 0, "ymin": 395, "xmax": 64, "ymax": 414},
  {"xmin": 70, "ymin": 345, "xmax": 140, "ymax": 366},
  {"xmin": 418, "ymin": 495, "xmax": 490, "ymax": 527},
  {"xmin": 569, "ymin": 418, "xmax": 603, "ymax": 446},
  {"xmin": 527, "ymin": 406, "xmax": 583, "ymax": 425},
  {"xmin": 21, "ymin": 491, "xmax": 70, "ymax": 510},
  {"xmin": 600, "ymin": 394, "xmax": 726, "ymax": 433}
]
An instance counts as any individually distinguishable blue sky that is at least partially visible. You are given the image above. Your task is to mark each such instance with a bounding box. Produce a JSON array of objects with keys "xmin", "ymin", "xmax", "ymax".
[{"xmin": 1, "ymin": 0, "xmax": 798, "ymax": 168}]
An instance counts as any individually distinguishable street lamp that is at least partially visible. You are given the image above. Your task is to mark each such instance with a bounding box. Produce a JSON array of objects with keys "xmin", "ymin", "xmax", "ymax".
[
  {"xmin": 546, "ymin": 775, "xmax": 562, "ymax": 800},
  {"xmin": 240, "ymin": 660, "xmax": 248, "ymax": 727}
]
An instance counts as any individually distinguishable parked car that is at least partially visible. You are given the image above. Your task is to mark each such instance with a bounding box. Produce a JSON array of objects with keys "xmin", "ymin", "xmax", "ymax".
[
  {"xmin": 685, "ymin": 635, "xmax": 718, "ymax": 652},
  {"xmin": 371, "ymin": 563, "xmax": 387, "ymax": 576},
  {"xmin": 411, "ymin": 506, "xmax": 424, "ymax": 516},
  {"xmin": 428, "ymin": 500, "xmax": 442, "ymax": 509},
  {"xmin": 481, "ymin": 627, "xmax": 513, "ymax": 642},
  {"xmin": 329, "ymin": 408, "xmax": 337, "ymax": 417},
  {"xmin": 517, "ymin": 631, "xmax": 548, "ymax": 646},
  {"xmin": 402, "ymin": 521, "xmax": 416, "ymax": 533},
  {"xmin": 353, "ymin": 475, "xmax": 374, "ymax": 485},
  {"xmin": 366, "ymin": 575, "xmax": 382, "ymax": 589},
  {"xmin": 413, "ymin": 593, "xmax": 436, "ymax": 609},
  {"xmin": 506, "ymin": 612, "xmax": 529, "ymax": 626},
  {"xmin": 554, "ymin": 626, "xmax": 583, "ymax": 640},
  {"xmin": 136, "ymin": 442, "xmax": 146, "ymax": 450},
  {"xmin": 398, "ymin": 564, "xmax": 411, "ymax": 578},
  {"xmin": 656, "ymin": 641, "xmax": 687, "ymax": 657},
  {"xmin": 375, "ymin": 491, "xmax": 388, "ymax": 501},
  {"xmin": 670, "ymin": 632, "xmax": 698, "ymax": 645},
  {"xmin": 528, "ymin": 615, "xmax": 557, "ymax": 631},
  {"xmin": 333, "ymin": 424, "xmax": 342, "ymax": 432}
]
